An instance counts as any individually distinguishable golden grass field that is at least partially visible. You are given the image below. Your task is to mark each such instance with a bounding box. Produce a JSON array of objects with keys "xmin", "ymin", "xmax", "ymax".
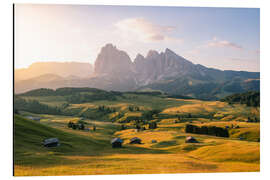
[{"xmin": 14, "ymin": 97, "xmax": 260, "ymax": 176}]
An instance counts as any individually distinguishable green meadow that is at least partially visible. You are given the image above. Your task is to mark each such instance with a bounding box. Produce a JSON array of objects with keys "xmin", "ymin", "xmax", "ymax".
[{"xmin": 14, "ymin": 90, "xmax": 260, "ymax": 176}]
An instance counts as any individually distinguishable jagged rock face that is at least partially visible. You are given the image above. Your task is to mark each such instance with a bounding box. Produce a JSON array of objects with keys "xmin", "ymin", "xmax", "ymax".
[
  {"xmin": 93, "ymin": 44, "xmax": 137, "ymax": 91},
  {"xmin": 94, "ymin": 44, "xmax": 219, "ymax": 87},
  {"xmin": 134, "ymin": 48, "xmax": 202, "ymax": 85},
  {"xmin": 94, "ymin": 44, "xmax": 134, "ymax": 77}
]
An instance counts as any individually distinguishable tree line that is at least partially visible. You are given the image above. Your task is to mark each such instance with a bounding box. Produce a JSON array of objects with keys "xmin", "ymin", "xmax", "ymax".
[
  {"xmin": 14, "ymin": 96, "xmax": 62, "ymax": 115},
  {"xmin": 185, "ymin": 124, "xmax": 229, "ymax": 138},
  {"xmin": 221, "ymin": 91, "xmax": 260, "ymax": 107}
]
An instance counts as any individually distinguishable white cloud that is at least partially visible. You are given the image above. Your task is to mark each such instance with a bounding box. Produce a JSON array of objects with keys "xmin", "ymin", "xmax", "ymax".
[
  {"xmin": 206, "ymin": 37, "xmax": 243, "ymax": 50},
  {"xmin": 115, "ymin": 17, "xmax": 182, "ymax": 43}
]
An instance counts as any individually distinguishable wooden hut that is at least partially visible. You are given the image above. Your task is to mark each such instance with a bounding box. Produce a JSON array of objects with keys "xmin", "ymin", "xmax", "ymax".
[
  {"xmin": 185, "ymin": 136, "xmax": 199, "ymax": 143},
  {"xmin": 111, "ymin": 138, "xmax": 123, "ymax": 148},
  {"xmin": 43, "ymin": 138, "xmax": 60, "ymax": 147},
  {"xmin": 129, "ymin": 137, "xmax": 142, "ymax": 144}
]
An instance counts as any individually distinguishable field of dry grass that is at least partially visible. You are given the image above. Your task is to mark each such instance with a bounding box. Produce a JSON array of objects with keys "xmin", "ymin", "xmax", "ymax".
[{"xmin": 14, "ymin": 97, "xmax": 260, "ymax": 176}]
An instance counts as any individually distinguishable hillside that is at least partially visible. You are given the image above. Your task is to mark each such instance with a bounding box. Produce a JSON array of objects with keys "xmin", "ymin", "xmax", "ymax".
[
  {"xmin": 14, "ymin": 115, "xmax": 105, "ymax": 165},
  {"xmin": 221, "ymin": 91, "xmax": 260, "ymax": 107},
  {"xmin": 14, "ymin": 100, "xmax": 260, "ymax": 176},
  {"xmin": 15, "ymin": 62, "xmax": 94, "ymax": 81}
]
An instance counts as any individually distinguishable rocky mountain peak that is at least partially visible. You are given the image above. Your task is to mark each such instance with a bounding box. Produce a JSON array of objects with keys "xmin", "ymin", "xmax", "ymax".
[
  {"xmin": 165, "ymin": 48, "xmax": 175, "ymax": 55},
  {"xmin": 146, "ymin": 50, "xmax": 159, "ymax": 58},
  {"xmin": 94, "ymin": 44, "xmax": 133, "ymax": 76},
  {"xmin": 136, "ymin": 53, "xmax": 144, "ymax": 59},
  {"xmin": 102, "ymin": 43, "xmax": 116, "ymax": 51},
  {"xmin": 134, "ymin": 53, "xmax": 145, "ymax": 64}
]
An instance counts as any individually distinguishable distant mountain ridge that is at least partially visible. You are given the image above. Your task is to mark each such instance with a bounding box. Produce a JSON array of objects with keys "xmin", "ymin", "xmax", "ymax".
[
  {"xmin": 15, "ymin": 62, "xmax": 94, "ymax": 81},
  {"xmin": 14, "ymin": 44, "xmax": 260, "ymax": 99}
]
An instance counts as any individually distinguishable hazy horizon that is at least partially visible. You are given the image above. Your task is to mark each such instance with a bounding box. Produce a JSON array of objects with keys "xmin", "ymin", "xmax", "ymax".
[{"xmin": 15, "ymin": 4, "xmax": 260, "ymax": 72}]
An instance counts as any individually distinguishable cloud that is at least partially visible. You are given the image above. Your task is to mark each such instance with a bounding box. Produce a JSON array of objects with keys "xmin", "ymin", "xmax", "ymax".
[
  {"xmin": 206, "ymin": 37, "xmax": 243, "ymax": 50},
  {"xmin": 115, "ymin": 17, "xmax": 182, "ymax": 43}
]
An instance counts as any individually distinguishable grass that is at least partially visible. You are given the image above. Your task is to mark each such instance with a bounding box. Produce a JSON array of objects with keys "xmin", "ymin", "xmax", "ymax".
[
  {"xmin": 14, "ymin": 95, "xmax": 260, "ymax": 176},
  {"xmin": 192, "ymin": 121, "xmax": 260, "ymax": 141},
  {"xmin": 21, "ymin": 96, "xmax": 67, "ymax": 107}
]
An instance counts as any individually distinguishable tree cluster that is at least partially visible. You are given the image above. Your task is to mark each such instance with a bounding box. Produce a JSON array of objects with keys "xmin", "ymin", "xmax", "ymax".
[
  {"xmin": 97, "ymin": 105, "xmax": 116, "ymax": 113},
  {"xmin": 142, "ymin": 109, "xmax": 161, "ymax": 120},
  {"xmin": 67, "ymin": 121, "xmax": 85, "ymax": 130},
  {"xmin": 148, "ymin": 121, "xmax": 158, "ymax": 129},
  {"xmin": 247, "ymin": 116, "xmax": 260, "ymax": 123},
  {"xmin": 185, "ymin": 124, "xmax": 229, "ymax": 138},
  {"xmin": 14, "ymin": 96, "xmax": 62, "ymax": 115},
  {"xmin": 66, "ymin": 92, "xmax": 117, "ymax": 104},
  {"xmin": 128, "ymin": 106, "xmax": 140, "ymax": 112},
  {"xmin": 221, "ymin": 91, "xmax": 260, "ymax": 107}
]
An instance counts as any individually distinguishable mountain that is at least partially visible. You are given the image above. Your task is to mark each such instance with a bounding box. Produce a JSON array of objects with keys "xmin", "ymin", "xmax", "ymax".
[
  {"xmin": 91, "ymin": 43, "xmax": 137, "ymax": 91},
  {"xmin": 134, "ymin": 48, "xmax": 212, "ymax": 85},
  {"xmin": 14, "ymin": 44, "xmax": 260, "ymax": 99},
  {"xmin": 132, "ymin": 48, "xmax": 259, "ymax": 99},
  {"xmin": 95, "ymin": 44, "xmax": 134, "ymax": 77},
  {"xmin": 15, "ymin": 62, "xmax": 94, "ymax": 81}
]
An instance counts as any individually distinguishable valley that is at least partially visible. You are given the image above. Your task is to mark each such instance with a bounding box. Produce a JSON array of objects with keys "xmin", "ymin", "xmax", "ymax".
[{"xmin": 14, "ymin": 88, "xmax": 260, "ymax": 176}]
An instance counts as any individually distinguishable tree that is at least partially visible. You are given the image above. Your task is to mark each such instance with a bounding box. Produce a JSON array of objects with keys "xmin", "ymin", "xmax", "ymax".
[
  {"xmin": 68, "ymin": 121, "xmax": 73, "ymax": 128},
  {"xmin": 72, "ymin": 123, "xmax": 78, "ymax": 130},
  {"xmin": 136, "ymin": 124, "xmax": 141, "ymax": 130},
  {"xmin": 129, "ymin": 106, "xmax": 134, "ymax": 111},
  {"xmin": 121, "ymin": 124, "xmax": 126, "ymax": 130},
  {"xmin": 79, "ymin": 123, "xmax": 85, "ymax": 130},
  {"xmin": 149, "ymin": 122, "xmax": 157, "ymax": 129}
]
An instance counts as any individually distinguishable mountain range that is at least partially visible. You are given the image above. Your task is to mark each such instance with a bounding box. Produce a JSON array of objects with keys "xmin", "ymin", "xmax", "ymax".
[{"xmin": 14, "ymin": 44, "xmax": 260, "ymax": 100}]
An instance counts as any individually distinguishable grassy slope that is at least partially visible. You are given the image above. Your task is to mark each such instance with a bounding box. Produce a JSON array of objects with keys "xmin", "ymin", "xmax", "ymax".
[
  {"xmin": 20, "ymin": 93, "xmax": 194, "ymax": 110},
  {"xmin": 15, "ymin": 112, "xmax": 259, "ymax": 176},
  {"xmin": 14, "ymin": 115, "xmax": 105, "ymax": 166},
  {"xmin": 15, "ymin": 92, "xmax": 260, "ymax": 176}
]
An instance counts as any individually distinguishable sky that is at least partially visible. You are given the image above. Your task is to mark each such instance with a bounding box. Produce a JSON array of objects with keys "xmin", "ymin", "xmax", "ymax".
[{"xmin": 15, "ymin": 4, "xmax": 260, "ymax": 72}]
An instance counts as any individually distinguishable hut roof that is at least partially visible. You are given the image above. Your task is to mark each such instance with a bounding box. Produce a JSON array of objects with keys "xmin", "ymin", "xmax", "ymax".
[
  {"xmin": 185, "ymin": 136, "xmax": 198, "ymax": 142},
  {"xmin": 130, "ymin": 137, "xmax": 141, "ymax": 141},
  {"xmin": 186, "ymin": 136, "xmax": 195, "ymax": 140},
  {"xmin": 27, "ymin": 116, "xmax": 41, "ymax": 120},
  {"xmin": 44, "ymin": 138, "xmax": 59, "ymax": 145},
  {"xmin": 111, "ymin": 138, "xmax": 123, "ymax": 144}
]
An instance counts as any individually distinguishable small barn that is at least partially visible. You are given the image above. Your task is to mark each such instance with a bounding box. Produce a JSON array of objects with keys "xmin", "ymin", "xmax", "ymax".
[
  {"xmin": 43, "ymin": 138, "xmax": 60, "ymax": 147},
  {"xmin": 129, "ymin": 137, "xmax": 142, "ymax": 144},
  {"xmin": 185, "ymin": 136, "xmax": 199, "ymax": 143},
  {"xmin": 111, "ymin": 138, "xmax": 123, "ymax": 148},
  {"xmin": 26, "ymin": 116, "xmax": 41, "ymax": 121}
]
